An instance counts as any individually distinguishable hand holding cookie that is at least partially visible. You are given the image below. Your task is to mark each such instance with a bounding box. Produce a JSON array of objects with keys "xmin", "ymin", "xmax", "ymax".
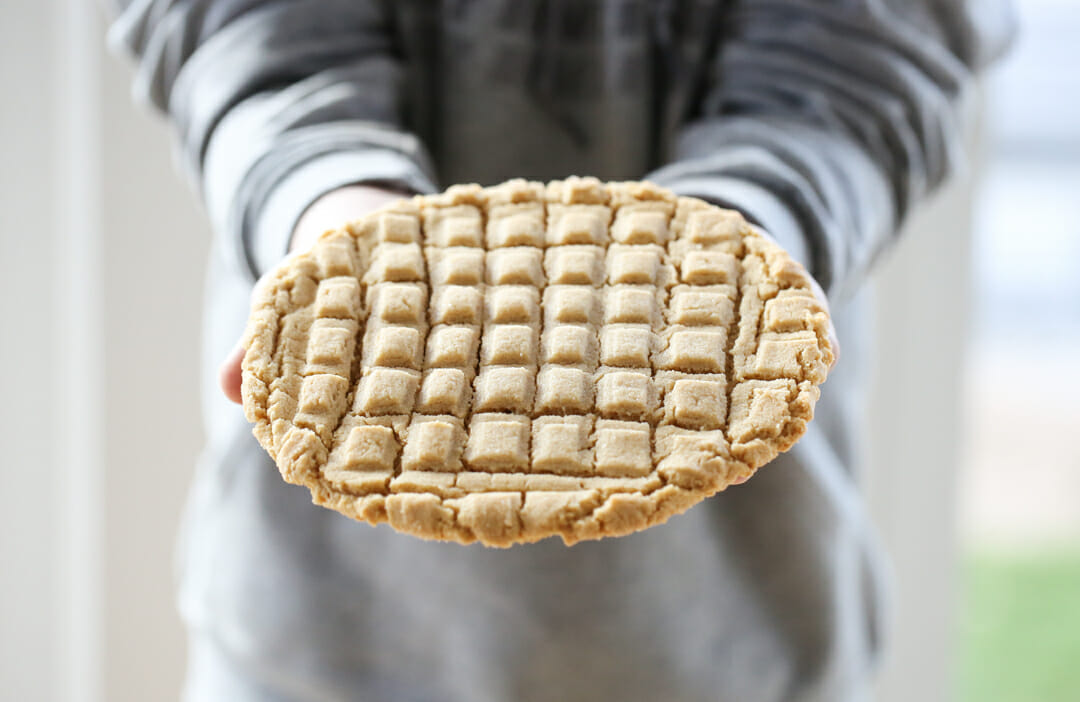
[{"xmin": 220, "ymin": 185, "xmax": 409, "ymax": 404}]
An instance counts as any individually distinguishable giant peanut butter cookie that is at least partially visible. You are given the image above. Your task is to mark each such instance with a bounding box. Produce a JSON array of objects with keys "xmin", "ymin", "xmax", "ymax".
[{"xmin": 241, "ymin": 177, "xmax": 832, "ymax": 547}]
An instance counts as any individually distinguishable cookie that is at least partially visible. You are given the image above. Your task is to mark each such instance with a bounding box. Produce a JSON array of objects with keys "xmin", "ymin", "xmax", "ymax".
[{"xmin": 241, "ymin": 177, "xmax": 833, "ymax": 547}]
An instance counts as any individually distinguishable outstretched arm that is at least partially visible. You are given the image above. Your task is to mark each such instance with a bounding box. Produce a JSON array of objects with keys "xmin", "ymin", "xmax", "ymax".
[
  {"xmin": 107, "ymin": 0, "xmax": 437, "ymax": 281},
  {"xmin": 648, "ymin": 0, "xmax": 1014, "ymax": 299}
]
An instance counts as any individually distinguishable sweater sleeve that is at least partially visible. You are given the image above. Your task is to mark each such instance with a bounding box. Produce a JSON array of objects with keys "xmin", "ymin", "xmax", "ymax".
[
  {"xmin": 647, "ymin": 0, "xmax": 1015, "ymax": 299},
  {"xmin": 107, "ymin": 0, "xmax": 439, "ymax": 281}
]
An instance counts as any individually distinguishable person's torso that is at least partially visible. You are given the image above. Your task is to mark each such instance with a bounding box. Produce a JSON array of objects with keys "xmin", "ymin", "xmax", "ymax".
[
  {"xmin": 184, "ymin": 4, "xmax": 885, "ymax": 699},
  {"xmin": 392, "ymin": 0, "xmax": 720, "ymax": 186}
]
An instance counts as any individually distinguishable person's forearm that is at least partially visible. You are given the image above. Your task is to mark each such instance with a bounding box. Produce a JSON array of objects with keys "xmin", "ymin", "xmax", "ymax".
[
  {"xmin": 108, "ymin": 0, "xmax": 437, "ymax": 282},
  {"xmin": 648, "ymin": 0, "xmax": 1015, "ymax": 300}
]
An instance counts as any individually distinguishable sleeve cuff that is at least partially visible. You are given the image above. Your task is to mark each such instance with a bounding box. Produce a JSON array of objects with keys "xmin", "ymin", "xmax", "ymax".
[{"xmin": 244, "ymin": 148, "xmax": 438, "ymax": 279}]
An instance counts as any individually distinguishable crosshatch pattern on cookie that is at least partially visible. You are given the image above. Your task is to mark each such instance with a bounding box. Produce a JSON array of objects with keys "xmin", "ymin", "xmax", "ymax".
[{"xmin": 240, "ymin": 177, "xmax": 833, "ymax": 547}]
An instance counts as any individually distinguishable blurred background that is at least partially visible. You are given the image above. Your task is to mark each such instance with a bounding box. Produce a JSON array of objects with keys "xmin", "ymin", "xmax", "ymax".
[
  {"xmin": 956, "ymin": 0, "xmax": 1080, "ymax": 698},
  {"xmin": 0, "ymin": 1, "xmax": 1076, "ymax": 701}
]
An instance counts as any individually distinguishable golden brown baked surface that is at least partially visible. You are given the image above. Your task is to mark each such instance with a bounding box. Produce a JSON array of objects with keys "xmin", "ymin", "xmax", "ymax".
[{"xmin": 241, "ymin": 177, "xmax": 832, "ymax": 547}]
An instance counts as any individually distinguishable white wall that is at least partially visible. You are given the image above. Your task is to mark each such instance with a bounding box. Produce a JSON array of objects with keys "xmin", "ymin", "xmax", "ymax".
[
  {"xmin": 99, "ymin": 26, "xmax": 208, "ymax": 702},
  {"xmin": 0, "ymin": 2, "xmax": 975, "ymax": 699},
  {"xmin": 867, "ymin": 159, "xmax": 978, "ymax": 702},
  {"xmin": 1, "ymin": 3, "xmax": 205, "ymax": 700},
  {"xmin": 0, "ymin": 2, "xmax": 61, "ymax": 699}
]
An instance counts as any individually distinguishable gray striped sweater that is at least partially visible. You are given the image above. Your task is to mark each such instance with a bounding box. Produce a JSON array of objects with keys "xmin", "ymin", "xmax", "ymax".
[{"xmin": 109, "ymin": 2, "xmax": 1012, "ymax": 700}]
